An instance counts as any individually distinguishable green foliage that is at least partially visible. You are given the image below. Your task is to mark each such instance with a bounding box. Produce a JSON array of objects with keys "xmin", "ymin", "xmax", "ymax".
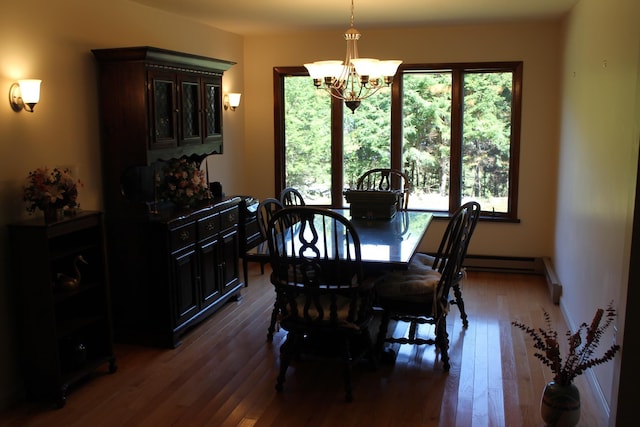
[
  {"xmin": 283, "ymin": 69, "xmax": 514, "ymax": 209},
  {"xmin": 284, "ymin": 77, "xmax": 332, "ymax": 194}
]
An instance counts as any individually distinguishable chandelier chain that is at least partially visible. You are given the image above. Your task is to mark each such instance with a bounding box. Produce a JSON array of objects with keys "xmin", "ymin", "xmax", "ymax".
[{"xmin": 350, "ymin": 0, "xmax": 355, "ymax": 28}]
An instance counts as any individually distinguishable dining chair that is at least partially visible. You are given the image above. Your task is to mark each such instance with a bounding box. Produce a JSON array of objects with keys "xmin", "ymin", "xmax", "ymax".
[
  {"xmin": 247, "ymin": 198, "xmax": 286, "ymax": 340},
  {"xmin": 356, "ymin": 168, "xmax": 411, "ymax": 210},
  {"xmin": 373, "ymin": 201, "xmax": 480, "ymax": 371},
  {"xmin": 257, "ymin": 198, "xmax": 284, "ymax": 239},
  {"xmin": 240, "ymin": 199, "xmax": 282, "ymax": 289},
  {"xmin": 279, "ymin": 187, "xmax": 306, "ymax": 207},
  {"xmin": 408, "ymin": 201, "xmax": 481, "ymax": 327},
  {"xmin": 265, "ymin": 206, "xmax": 375, "ymax": 401}
]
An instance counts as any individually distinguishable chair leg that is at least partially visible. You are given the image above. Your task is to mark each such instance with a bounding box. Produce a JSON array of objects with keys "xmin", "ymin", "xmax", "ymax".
[
  {"xmin": 242, "ymin": 258, "xmax": 249, "ymax": 287},
  {"xmin": 452, "ymin": 283, "xmax": 468, "ymax": 327},
  {"xmin": 342, "ymin": 338, "xmax": 354, "ymax": 402},
  {"xmin": 435, "ymin": 317, "xmax": 450, "ymax": 371},
  {"xmin": 276, "ymin": 334, "xmax": 295, "ymax": 393},
  {"xmin": 361, "ymin": 327, "xmax": 377, "ymax": 371},
  {"xmin": 375, "ymin": 310, "xmax": 397, "ymax": 364},
  {"xmin": 267, "ymin": 299, "xmax": 279, "ymax": 341}
]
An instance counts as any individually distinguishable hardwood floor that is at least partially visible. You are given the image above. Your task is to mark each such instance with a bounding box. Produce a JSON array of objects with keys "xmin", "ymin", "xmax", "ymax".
[{"xmin": 1, "ymin": 266, "xmax": 609, "ymax": 426}]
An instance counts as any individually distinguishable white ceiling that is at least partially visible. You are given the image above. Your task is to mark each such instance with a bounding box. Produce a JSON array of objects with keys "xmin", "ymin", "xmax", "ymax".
[{"xmin": 131, "ymin": 0, "xmax": 579, "ymax": 35}]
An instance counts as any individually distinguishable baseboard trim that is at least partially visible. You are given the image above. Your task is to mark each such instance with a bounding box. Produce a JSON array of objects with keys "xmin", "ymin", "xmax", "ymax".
[
  {"xmin": 541, "ymin": 256, "xmax": 562, "ymax": 304},
  {"xmin": 454, "ymin": 254, "xmax": 561, "ymax": 304},
  {"xmin": 463, "ymin": 254, "xmax": 543, "ymax": 274}
]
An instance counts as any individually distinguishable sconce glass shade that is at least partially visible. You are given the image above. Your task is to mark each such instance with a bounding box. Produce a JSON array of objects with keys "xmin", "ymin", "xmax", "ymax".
[
  {"xmin": 10, "ymin": 79, "xmax": 42, "ymax": 112},
  {"xmin": 228, "ymin": 93, "xmax": 241, "ymax": 109},
  {"xmin": 19, "ymin": 80, "xmax": 41, "ymax": 104}
]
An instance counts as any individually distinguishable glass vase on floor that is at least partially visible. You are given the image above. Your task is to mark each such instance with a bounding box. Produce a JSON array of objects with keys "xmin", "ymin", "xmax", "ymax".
[{"xmin": 540, "ymin": 381, "xmax": 580, "ymax": 427}]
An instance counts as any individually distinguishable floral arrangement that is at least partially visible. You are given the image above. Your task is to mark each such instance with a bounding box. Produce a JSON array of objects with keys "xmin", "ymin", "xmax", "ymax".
[
  {"xmin": 512, "ymin": 302, "xmax": 620, "ymax": 386},
  {"xmin": 23, "ymin": 167, "xmax": 81, "ymax": 213},
  {"xmin": 161, "ymin": 158, "xmax": 211, "ymax": 207}
]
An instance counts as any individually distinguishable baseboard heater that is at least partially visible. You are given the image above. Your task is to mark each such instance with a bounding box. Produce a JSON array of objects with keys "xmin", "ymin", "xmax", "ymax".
[{"xmin": 458, "ymin": 254, "xmax": 562, "ymax": 304}]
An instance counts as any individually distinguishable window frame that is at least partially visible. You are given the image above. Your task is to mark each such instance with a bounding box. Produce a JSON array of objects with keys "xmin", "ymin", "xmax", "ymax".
[{"xmin": 274, "ymin": 61, "xmax": 523, "ymax": 221}]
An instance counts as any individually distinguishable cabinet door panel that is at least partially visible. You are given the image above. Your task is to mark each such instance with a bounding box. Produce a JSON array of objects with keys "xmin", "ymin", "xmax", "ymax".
[
  {"xmin": 220, "ymin": 229, "xmax": 240, "ymax": 294},
  {"xmin": 180, "ymin": 78, "xmax": 202, "ymax": 146},
  {"xmin": 198, "ymin": 237, "xmax": 221, "ymax": 309},
  {"xmin": 203, "ymin": 77, "xmax": 223, "ymax": 151},
  {"xmin": 172, "ymin": 248, "xmax": 199, "ymax": 328},
  {"xmin": 149, "ymin": 70, "xmax": 178, "ymax": 149}
]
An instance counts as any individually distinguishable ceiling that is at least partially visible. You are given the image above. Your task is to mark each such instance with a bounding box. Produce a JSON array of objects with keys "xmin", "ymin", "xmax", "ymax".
[{"xmin": 131, "ymin": 0, "xmax": 579, "ymax": 36}]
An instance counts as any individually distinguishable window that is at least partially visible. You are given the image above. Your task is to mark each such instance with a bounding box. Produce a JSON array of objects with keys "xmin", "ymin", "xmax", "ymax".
[{"xmin": 274, "ymin": 62, "xmax": 522, "ymax": 220}]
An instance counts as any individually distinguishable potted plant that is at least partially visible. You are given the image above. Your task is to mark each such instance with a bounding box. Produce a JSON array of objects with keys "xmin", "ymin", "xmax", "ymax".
[{"xmin": 512, "ymin": 302, "xmax": 620, "ymax": 426}]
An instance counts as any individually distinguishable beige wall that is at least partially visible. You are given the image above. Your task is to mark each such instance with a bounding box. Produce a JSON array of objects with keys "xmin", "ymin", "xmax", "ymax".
[
  {"xmin": 2, "ymin": 0, "xmax": 635, "ymax": 419},
  {"xmin": 244, "ymin": 21, "xmax": 562, "ymax": 257},
  {"xmin": 556, "ymin": 0, "xmax": 640, "ymax": 422},
  {"xmin": 0, "ymin": 0, "xmax": 244, "ymax": 407}
]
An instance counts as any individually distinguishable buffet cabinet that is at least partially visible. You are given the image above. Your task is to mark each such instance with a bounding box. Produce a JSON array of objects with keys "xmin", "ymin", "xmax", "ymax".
[
  {"xmin": 111, "ymin": 198, "xmax": 243, "ymax": 348},
  {"xmin": 8, "ymin": 211, "xmax": 116, "ymax": 407}
]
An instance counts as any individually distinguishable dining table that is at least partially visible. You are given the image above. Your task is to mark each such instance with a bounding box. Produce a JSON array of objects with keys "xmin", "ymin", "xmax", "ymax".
[{"xmin": 244, "ymin": 208, "xmax": 433, "ymax": 273}]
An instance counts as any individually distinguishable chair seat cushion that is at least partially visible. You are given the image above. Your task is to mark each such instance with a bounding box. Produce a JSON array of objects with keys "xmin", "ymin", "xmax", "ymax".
[
  {"xmin": 374, "ymin": 269, "xmax": 441, "ymax": 303},
  {"xmin": 408, "ymin": 253, "xmax": 436, "ymax": 272},
  {"xmin": 284, "ymin": 293, "xmax": 365, "ymax": 330}
]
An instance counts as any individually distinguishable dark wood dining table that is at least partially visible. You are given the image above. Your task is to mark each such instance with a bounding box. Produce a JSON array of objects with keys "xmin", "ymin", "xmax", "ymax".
[{"xmin": 244, "ymin": 208, "xmax": 433, "ymax": 272}]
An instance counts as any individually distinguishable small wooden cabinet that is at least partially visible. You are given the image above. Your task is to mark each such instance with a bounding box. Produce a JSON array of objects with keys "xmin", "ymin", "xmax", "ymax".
[{"xmin": 8, "ymin": 211, "xmax": 116, "ymax": 408}]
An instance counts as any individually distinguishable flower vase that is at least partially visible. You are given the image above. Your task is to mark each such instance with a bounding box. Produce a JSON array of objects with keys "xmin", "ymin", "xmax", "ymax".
[
  {"xmin": 540, "ymin": 381, "xmax": 580, "ymax": 426},
  {"xmin": 43, "ymin": 206, "xmax": 64, "ymax": 223}
]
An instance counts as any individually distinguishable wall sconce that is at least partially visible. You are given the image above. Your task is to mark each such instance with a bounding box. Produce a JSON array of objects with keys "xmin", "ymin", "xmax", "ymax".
[
  {"xmin": 9, "ymin": 79, "xmax": 42, "ymax": 112},
  {"xmin": 224, "ymin": 93, "xmax": 241, "ymax": 111}
]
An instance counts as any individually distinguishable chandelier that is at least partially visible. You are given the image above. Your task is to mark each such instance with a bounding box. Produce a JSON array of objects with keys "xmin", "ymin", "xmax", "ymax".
[{"xmin": 304, "ymin": 0, "xmax": 402, "ymax": 113}]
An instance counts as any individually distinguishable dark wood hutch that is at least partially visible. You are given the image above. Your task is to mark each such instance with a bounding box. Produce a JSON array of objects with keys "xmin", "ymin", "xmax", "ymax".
[{"xmin": 92, "ymin": 46, "xmax": 242, "ymax": 347}]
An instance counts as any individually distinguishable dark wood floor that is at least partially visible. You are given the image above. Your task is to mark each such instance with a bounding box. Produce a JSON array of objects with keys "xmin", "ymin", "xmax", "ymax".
[{"xmin": 0, "ymin": 266, "xmax": 608, "ymax": 426}]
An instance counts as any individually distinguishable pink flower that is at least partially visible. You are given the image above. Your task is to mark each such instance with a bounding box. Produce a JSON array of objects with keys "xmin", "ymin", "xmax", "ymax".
[
  {"xmin": 161, "ymin": 159, "xmax": 212, "ymax": 207},
  {"xmin": 23, "ymin": 167, "xmax": 82, "ymax": 214}
]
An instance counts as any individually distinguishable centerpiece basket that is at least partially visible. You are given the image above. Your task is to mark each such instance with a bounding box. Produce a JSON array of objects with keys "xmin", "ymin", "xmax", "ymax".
[{"xmin": 343, "ymin": 189, "xmax": 404, "ymax": 220}]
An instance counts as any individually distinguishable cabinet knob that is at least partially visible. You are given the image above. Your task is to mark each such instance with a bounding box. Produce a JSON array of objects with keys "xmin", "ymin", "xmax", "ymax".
[
  {"xmin": 206, "ymin": 222, "xmax": 215, "ymax": 231},
  {"xmin": 227, "ymin": 213, "xmax": 236, "ymax": 223},
  {"xmin": 179, "ymin": 230, "xmax": 190, "ymax": 241}
]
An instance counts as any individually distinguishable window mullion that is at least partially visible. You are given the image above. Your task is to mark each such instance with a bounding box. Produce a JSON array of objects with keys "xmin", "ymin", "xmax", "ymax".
[
  {"xmin": 331, "ymin": 97, "xmax": 344, "ymax": 207},
  {"xmin": 449, "ymin": 69, "xmax": 464, "ymax": 212},
  {"xmin": 390, "ymin": 71, "xmax": 403, "ymax": 171}
]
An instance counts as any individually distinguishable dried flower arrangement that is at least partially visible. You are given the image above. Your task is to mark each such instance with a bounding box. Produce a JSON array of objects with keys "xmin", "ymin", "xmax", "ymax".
[{"xmin": 512, "ymin": 302, "xmax": 621, "ymax": 386}]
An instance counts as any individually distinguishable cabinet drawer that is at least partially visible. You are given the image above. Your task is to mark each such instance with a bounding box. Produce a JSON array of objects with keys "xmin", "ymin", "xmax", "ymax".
[
  {"xmin": 170, "ymin": 223, "xmax": 196, "ymax": 252},
  {"xmin": 198, "ymin": 213, "xmax": 220, "ymax": 240},
  {"xmin": 220, "ymin": 206, "xmax": 239, "ymax": 231}
]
